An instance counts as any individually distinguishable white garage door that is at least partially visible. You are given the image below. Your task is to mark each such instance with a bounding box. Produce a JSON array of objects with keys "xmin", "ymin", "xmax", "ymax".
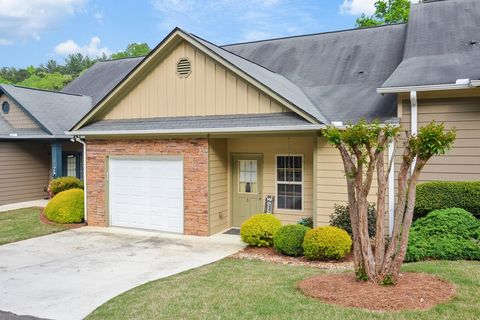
[{"xmin": 108, "ymin": 157, "xmax": 184, "ymax": 233}]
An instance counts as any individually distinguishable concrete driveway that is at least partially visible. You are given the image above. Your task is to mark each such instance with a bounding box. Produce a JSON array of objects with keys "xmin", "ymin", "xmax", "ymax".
[{"xmin": 0, "ymin": 227, "xmax": 244, "ymax": 320}]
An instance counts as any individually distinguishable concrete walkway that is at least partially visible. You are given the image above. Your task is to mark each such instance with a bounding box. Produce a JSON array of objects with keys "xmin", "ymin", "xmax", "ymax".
[
  {"xmin": 0, "ymin": 199, "xmax": 49, "ymax": 212},
  {"xmin": 0, "ymin": 227, "xmax": 244, "ymax": 320}
]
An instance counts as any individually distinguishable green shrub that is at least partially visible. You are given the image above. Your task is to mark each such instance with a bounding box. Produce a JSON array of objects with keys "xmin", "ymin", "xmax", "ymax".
[
  {"xmin": 44, "ymin": 188, "xmax": 84, "ymax": 224},
  {"xmin": 273, "ymin": 224, "xmax": 310, "ymax": 256},
  {"xmin": 330, "ymin": 203, "xmax": 377, "ymax": 238},
  {"xmin": 415, "ymin": 181, "xmax": 480, "ymax": 219},
  {"xmin": 240, "ymin": 214, "xmax": 282, "ymax": 247},
  {"xmin": 406, "ymin": 208, "xmax": 480, "ymax": 262},
  {"xmin": 302, "ymin": 226, "xmax": 352, "ymax": 260},
  {"xmin": 297, "ymin": 217, "xmax": 313, "ymax": 228},
  {"xmin": 48, "ymin": 176, "xmax": 84, "ymax": 197}
]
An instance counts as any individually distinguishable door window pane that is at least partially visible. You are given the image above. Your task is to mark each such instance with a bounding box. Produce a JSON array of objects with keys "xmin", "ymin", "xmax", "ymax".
[{"xmin": 239, "ymin": 160, "xmax": 257, "ymax": 193}]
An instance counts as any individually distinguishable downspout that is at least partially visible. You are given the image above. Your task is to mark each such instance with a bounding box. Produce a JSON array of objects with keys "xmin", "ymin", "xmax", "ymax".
[
  {"xmin": 410, "ymin": 91, "xmax": 418, "ymax": 172},
  {"xmin": 72, "ymin": 136, "xmax": 87, "ymax": 223}
]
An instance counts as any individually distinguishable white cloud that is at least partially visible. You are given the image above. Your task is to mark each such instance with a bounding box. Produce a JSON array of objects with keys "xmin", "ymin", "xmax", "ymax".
[
  {"xmin": 0, "ymin": 0, "xmax": 85, "ymax": 45},
  {"xmin": 340, "ymin": 0, "xmax": 421, "ymax": 16},
  {"xmin": 54, "ymin": 37, "xmax": 111, "ymax": 57},
  {"xmin": 340, "ymin": 0, "xmax": 377, "ymax": 15},
  {"xmin": 150, "ymin": 0, "xmax": 319, "ymax": 44}
]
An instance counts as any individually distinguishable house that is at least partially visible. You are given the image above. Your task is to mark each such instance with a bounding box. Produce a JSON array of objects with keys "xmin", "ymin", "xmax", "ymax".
[
  {"xmin": 0, "ymin": 85, "xmax": 91, "ymax": 204},
  {"xmin": 3, "ymin": 0, "xmax": 478, "ymax": 236}
]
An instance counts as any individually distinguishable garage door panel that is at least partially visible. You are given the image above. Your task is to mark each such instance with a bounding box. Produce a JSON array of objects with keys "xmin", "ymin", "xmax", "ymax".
[{"xmin": 109, "ymin": 157, "xmax": 184, "ymax": 233}]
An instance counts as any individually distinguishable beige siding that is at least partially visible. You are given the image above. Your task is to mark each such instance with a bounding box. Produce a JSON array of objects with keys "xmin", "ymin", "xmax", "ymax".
[
  {"xmin": 100, "ymin": 41, "xmax": 287, "ymax": 120},
  {"xmin": 315, "ymin": 137, "xmax": 384, "ymax": 226},
  {"xmin": 209, "ymin": 138, "xmax": 229, "ymax": 234},
  {"xmin": 0, "ymin": 95, "xmax": 39, "ymax": 129},
  {"xmin": 0, "ymin": 142, "xmax": 49, "ymax": 205},
  {"xmin": 397, "ymin": 97, "xmax": 480, "ymax": 182},
  {"xmin": 228, "ymin": 136, "xmax": 314, "ymax": 224}
]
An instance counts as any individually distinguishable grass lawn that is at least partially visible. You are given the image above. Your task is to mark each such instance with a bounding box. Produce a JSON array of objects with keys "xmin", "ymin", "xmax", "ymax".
[
  {"xmin": 87, "ymin": 259, "xmax": 480, "ymax": 320},
  {"xmin": 0, "ymin": 207, "xmax": 69, "ymax": 245}
]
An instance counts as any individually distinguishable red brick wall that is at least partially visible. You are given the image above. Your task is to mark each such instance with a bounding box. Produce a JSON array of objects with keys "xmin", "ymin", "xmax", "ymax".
[{"xmin": 86, "ymin": 138, "xmax": 209, "ymax": 236}]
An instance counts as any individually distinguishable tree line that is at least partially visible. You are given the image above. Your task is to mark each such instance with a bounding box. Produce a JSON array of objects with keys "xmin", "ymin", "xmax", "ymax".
[{"xmin": 0, "ymin": 43, "xmax": 151, "ymax": 91}]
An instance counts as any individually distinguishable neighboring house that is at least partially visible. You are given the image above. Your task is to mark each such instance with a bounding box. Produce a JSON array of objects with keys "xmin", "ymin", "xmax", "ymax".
[
  {"xmin": 4, "ymin": 0, "xmax": 478, "ymax": 235},
  {"xmin": 0, "ymin": 86, "xmax": 91, "ymax": 205}
]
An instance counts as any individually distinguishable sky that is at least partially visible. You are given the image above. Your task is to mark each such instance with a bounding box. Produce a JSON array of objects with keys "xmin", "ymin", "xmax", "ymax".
[{"xmin": 0, "ymin": 0, "xmax": 381, "ymax": 68}]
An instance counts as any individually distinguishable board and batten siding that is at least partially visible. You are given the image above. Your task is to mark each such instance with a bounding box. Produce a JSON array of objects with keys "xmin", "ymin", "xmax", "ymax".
[
  {"xmin": 209, "ymin": 138, "xmax": 229, "ymax": 234},
  {"xmin": 0, "ymin": 142, "xmax": 49, "ymax": 205},
  {"xmin": 397, "ymin": 97, "xmax": 480, "ymax": 182},
  {"xmin": 228, "ymin": 136, "xmax": 314, "ymax": 224},
  {"xmin": 99, "ymin": 41, "xmax": 288, "ymax": 120},
  {"xmin": 0, "ymin": 95, "xmax": 39, "ymax": 129},
  {"xmin": 315, "ymin": 137, "xmax": 385, "ymax": 226}
]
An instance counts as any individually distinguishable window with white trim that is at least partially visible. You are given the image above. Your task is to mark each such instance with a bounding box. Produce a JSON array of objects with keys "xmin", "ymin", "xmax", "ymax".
[{"xmin": 276, "ymin": 155, "xmax": 302, "ymax": 210}]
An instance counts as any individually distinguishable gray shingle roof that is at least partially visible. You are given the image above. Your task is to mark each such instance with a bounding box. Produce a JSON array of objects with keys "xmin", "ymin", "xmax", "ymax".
[
  {"xmin": 223, "ymin": 24, "xmax": 406, "ymax": 123},
  {"xmin": 62, "ymin": 57, "xmax": 143, "ymax": 105},
  {"xmin": 187, "ymin": 32, "xmax": 327, "ymax": 124},
  {"xmin": 0, "ymin": 85, "xmax": 92, "ymax": 136},
  {"xmin": 78, "ymin": 112, "xmax": 315, "ymax": 133},
  {"xmin": 382, "ymin": 0, "xmax": 480, "ymax": 88}
]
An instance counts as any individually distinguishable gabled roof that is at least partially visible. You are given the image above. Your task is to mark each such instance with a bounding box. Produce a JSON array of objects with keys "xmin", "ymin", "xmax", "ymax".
[
  {"xmin": 62, "ymin": 57, "xmax": 143, "ymax": 105},
  {"xmin": 223, "ymin": 24, "xmax": 406, "ymax": 123},
  {"xmin": 381, "ymin": 0, "xmax": 480, "ymax": 90},
  {"xmin": 0, "ymin": 84, "xmax": 92, "ymax": 137},
  {"xmin": 71, "ymin": 28, "xmax": 325, "ymax": 130}
]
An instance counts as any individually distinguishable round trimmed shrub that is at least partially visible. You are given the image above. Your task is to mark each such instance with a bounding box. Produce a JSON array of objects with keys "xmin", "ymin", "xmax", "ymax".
[
  {"xmin": 302, "ymin": 226, "xmax": 352, "ymax": 260},
  {"xmin": 44, "ymin": 188, "xmax": 84, "ymax": 224},
  {"xmin": 406, "ymin": 208, "xmax": 480, "ymax": 262},
  {"xmin": 240, "ymin": 214, "xmax": 282, "ymax": 247},
  {"xmin": 273, "ymin": 224, "xmax": 310, "ymax": 256},
  {"xmin": 48, "ymin": 176, "xmax": 84, "ymax": 197}
]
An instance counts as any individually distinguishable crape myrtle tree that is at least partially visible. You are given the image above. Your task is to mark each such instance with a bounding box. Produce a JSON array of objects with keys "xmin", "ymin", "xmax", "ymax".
[{"xmin": 324, "ymin": 120, "xmax": 455, "ymax": 284}]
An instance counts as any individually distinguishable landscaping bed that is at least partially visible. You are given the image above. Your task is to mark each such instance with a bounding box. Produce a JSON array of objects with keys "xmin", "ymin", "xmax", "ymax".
[
  {"xmin": 298, "ymin": 272, "xmax": 456, "ymax": 311},
  {"xmin": 231, "ymin": 246, "xmax": 353, "ymax": 270}
]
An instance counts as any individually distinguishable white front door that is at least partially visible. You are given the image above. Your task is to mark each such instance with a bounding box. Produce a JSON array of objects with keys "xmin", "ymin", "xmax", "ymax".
[{"xmin": 108, "ymin": 157, "xmax": 184, "ymax": 233}]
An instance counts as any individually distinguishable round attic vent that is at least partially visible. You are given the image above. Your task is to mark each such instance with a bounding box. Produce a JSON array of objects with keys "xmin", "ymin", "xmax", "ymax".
[{"xmin": 176, "ymin": 58, "xmax": 192, "ymax": 78}]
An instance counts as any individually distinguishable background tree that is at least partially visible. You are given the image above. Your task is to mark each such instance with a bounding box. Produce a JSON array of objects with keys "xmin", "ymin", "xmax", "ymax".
[
  {"xmin": 356, "ymin": 0, "xmax": 412, "ymax": 28},
  {"xmin": 110, "ymin": 43, "xmax": 151, "ymax": 60},
  {"xmin": 324, "ymin": 121, "xmax": 455, "ymax": 284},
  {"xmin": 0, "ymin": 42, "xmax": 151, "ymax": 91}
]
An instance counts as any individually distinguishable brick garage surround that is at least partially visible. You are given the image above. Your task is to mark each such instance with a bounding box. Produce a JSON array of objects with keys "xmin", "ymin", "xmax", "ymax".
[{"xmin": 86, "ymin": 138, "xmax": 209, "ymax": 236}]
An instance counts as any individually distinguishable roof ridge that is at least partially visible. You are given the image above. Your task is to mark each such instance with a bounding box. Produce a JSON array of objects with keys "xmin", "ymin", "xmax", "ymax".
[
  {"xmin": 221, "ymin": 23, "xmax": 406, "ymax": 48},
  {"xmin": 5, "ymin": 84, "xmax": 91, "ymax": 98},
  {"xmin": 97, "ymin": 56, "xmax": 145, "ymax": 63}
]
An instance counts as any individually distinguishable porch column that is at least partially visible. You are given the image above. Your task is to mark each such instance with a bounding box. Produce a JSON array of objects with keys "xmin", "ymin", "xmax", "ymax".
[{"xmin": 51, "ymin": 142, "xmax": 63, "ymax": 179}]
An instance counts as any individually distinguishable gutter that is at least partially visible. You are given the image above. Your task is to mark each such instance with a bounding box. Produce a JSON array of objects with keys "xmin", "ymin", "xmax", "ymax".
[
  {"xmin": 66, "ymin": 124, "xmax": 326, "ymax": 136},
  {"xmin": 377, "ymin": 80, "xmax": 480, "ymax": 94},
  {"xmin": 71, "ymin": 136, "xmax": 87, "ymax": 223}
]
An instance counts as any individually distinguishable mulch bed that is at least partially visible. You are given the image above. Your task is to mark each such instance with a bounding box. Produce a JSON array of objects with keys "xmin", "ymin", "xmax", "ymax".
[
  {"xmin": 298, "ymin": 272, "xmax": 456, "ymax": 311},
  {"xmin": 230, "ymin": 246, "xmax": 353, "ymax": 270},
  {"xmin": 38, "ymin": 208, "xmax": 86, "ymax": 229}
]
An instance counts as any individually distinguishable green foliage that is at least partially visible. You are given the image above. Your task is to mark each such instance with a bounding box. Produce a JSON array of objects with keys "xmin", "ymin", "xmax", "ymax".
[
  {"xmin": 297, "ymin": 217, "xmax": 314, "ymax": 228},
  {"xmin": 240, "ymin": 214, "xmax": 282, "ymax": 247},
  {"xmin": 273, "ymin": 224, "xmax": 310, "ymax": 256},
  {"xmin": 330, "ymin": 203, "xmax": 377, "ymax": 238},
  {"xmin": 379, "ymin": 273, "xmax": 396, "ymax": 286},
  {"xmin": 410, "ymin": 122, "xmax": 456, "ymax": 161},
  {"xmin": 0, "ymin": 42, "xmax": 148, "ymax": 90},
  {"xmin": 302, "ymin": 226, "xmax": 352, "ymax": 260},
  {"xmin": 356, "ymin": 0, "xmax": 411, "ymax": 28},
  {"xmin": 406, "ymin": 208, "xmax": 480, "ymax": 262},
  {"xmin": 48, "ymin": 176, "xmax": 84, "ymax": 197},
  {"xmin": 111, "ymin": 43, "xmax": 151, "ymax": 60},
  {"xmin": 44, "ymin": 188, "xmax": 84, "ymax": 224},
  {"xmin": 415, "ymin": 181, "xmax": 480, "ymax": 219},
  {"xmin": 17, "ymin": 73, "xmax": 73, "ymax": 91}
]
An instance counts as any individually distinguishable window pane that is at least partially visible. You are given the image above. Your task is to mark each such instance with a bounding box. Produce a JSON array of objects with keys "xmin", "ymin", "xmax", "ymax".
[
  {"xmin": 285, "ymin": 196, "xmax": 293, "ymax": 209},
  {"xmin": 294, "ymin": 196, "xmax": 302, "ymax": 210},
  {"xmin": 239, "ymin": 160, "xmax": 257, "ymax": 193},
  {"xmin": 277, "ymin": 156, "xmax": 285, "ymax": 169},
  {"xmin": 294, "ymin": 169, "xmax": 302, "ymax": 182},
  {"xmin": 277, "ymin": 168, "xmax": 285, "ymax": 181},
  {"xmin": 294, "ymin": 156, "xmax": 302, "ymax": 169}
]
